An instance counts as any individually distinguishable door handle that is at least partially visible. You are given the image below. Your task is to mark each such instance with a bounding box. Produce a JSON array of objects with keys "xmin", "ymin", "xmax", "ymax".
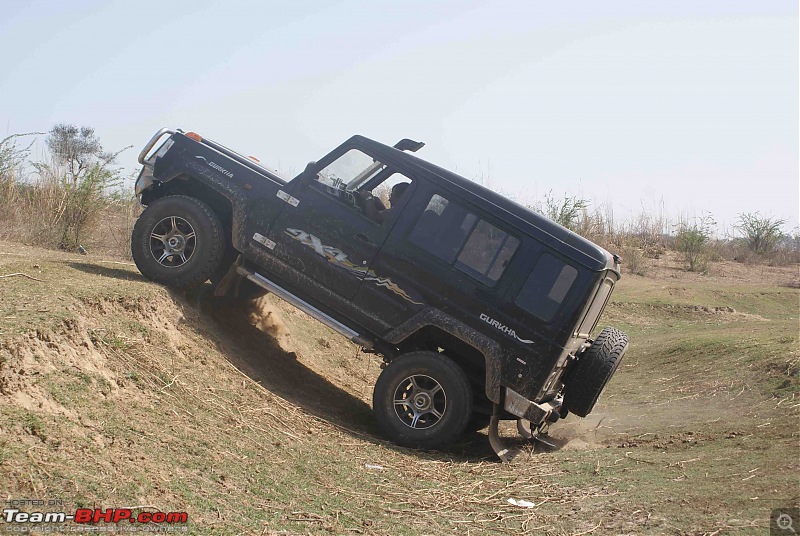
[{"xmin": 354, "ymin": 233, "xmax": 373, "ymax": 244}]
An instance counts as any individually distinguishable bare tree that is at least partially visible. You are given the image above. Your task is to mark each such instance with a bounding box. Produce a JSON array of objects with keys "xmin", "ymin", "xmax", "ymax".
[{"xmin": 46, "ymin": 124, "xmax": 116, "ymax": 185}]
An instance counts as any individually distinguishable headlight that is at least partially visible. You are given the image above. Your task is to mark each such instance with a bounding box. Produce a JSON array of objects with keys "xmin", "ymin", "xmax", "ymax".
[{"xmin": 134, "ymin": 169, "xmax": 154, "ymax": 197}]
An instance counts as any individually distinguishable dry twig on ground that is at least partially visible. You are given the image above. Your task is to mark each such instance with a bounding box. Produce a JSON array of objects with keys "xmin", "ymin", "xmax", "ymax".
[{"xmin": 0, "ymin": 272, "xmax": 45, "ymax": 282}]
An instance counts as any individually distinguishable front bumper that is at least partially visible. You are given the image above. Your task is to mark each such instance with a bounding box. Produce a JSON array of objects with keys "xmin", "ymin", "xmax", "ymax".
[
  {"xmin": 134, "ymin": 132, "xmax": 175, "ymax": 201},
  {"xmin": 134, "ymin": 167, "xmax": 154, "ymax": 199}
]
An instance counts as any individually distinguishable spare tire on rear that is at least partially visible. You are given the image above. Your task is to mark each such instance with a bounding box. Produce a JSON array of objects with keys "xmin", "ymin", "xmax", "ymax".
[{"xmin": 563, "ymin": 327, "xmax": 628, "ymax": 417}]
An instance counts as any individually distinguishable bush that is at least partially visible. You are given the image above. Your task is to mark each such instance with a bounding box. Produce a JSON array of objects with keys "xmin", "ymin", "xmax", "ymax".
[
  {"xmin": 54, "ymin": 163, "xmax": 120, "ymax": 250},
  {"xmin": 0, "ymin": 133, "xmax": 40, "ymax": 211},
  {"xmin": 0, "ymin": 133, "xmax": 38, "ymax": 176},
  {"xmin": 531, "ymin": 192, "xmax": 589, "ymax": 233},
  {"xmin": 676, "ymin": 228, "xmax": 709, "ymax": 272},
  {"xmin": 626, "ymin": 209, "xmax": 670, "ymax": 258},
  {"xmin": 621, "ymin": 245, "xmax": 647, "ymax": 276},
  {"xmin": 0, "ymin": 125, "xmax": 133, "ymax": 257},
  {"xmin": 675, "ymin": 215, "xmax": 714, "ymax": 273},
  {"xmin": 736, "ymin": 212, "xmax": 787, "ymax": 255}
]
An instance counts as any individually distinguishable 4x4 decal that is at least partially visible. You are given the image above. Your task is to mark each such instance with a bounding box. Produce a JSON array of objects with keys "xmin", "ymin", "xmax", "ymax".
[
  {"xmin": 480, "ymin": 313, "xmax": 533, "ymax": 344},
  {"xmin": 285, "ymin": 228, "xmax": 364, "ymax": 273},
  {"xmin": 368, "ymin": 275, "xmax": 422, "ymax": 305},
  {"xmin": 284, "ymin": 228, "xmax": 422, "ymax": 305}
]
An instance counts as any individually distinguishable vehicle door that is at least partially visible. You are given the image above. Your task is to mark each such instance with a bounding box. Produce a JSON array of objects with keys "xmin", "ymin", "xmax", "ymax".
[
  {"xmin": 266, "ymin": 147, "xmax": 415, "ymax": 300},
  {"xmin": 364, "ymin": 186, "xmax": 523, "ymax": 329}
]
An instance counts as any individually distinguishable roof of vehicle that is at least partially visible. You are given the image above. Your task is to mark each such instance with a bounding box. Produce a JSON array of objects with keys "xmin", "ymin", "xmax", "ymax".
[{"xmin": 352, "ymin": 135, "xmax": 616, "ymax": 272}]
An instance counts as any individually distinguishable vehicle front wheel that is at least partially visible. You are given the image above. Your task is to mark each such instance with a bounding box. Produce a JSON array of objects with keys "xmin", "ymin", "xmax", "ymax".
[
  {"xmin": 373, "ymin": 351, "xmax": 472, "ymax": 450},
  {"xmin": 131, "ymin": 195, "xmax": 225, "ymax": 289}
]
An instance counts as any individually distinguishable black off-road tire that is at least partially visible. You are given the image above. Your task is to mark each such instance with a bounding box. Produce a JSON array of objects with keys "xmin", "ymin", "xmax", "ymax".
[
  {"xmin": 132, "ymin": 195, "xmax": 225, "ymax": 289},
  {"xmin": 373, "ymin": 352, "xmax": 473, "ymax": 450},
  {"xmin": 465, "ymin": 411, "xmax": 492, "ymax": 433},
  {"xmin": 563, "ymin": 327, "xmax": 629, "ymax": 417}
]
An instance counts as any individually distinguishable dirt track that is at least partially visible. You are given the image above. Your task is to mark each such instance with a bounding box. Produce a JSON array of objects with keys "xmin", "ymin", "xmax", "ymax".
[{"xmin": 1, "ymin": 243, "xmax": 798, "ymax": 534}]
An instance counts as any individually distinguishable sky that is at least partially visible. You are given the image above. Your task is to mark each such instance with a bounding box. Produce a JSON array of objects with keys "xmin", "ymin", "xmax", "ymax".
[{"xmin": 1, "ymin": 0, "xmax": 797, "ymax": 233}]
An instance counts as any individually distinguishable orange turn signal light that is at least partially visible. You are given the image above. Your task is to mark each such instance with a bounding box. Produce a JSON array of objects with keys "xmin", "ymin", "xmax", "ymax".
[
  {"xmin": 185, "ymin": 132, "xmax": 203, "ymax": 142},
  {"xmin": 248, "ymin": 155, "xmax": 260, "ymax": 162}
]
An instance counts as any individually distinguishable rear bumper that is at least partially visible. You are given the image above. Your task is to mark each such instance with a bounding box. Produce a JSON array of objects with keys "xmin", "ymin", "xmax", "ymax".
[{"xmin": 504, "ymin": 387, "xmax": 562, "ymax": 424}]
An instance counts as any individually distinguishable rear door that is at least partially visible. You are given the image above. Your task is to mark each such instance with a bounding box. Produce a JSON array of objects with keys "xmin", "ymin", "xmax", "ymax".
[{"xmin": 359, "ymin": 185, "xmax": 522, "ymax": 331}]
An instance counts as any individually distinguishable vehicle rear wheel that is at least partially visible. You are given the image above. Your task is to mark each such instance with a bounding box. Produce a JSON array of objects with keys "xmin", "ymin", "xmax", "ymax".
[
  {"xmin": 562, "ymin": 327, "xmax": 629, "ymax": 417},
  {"xmin": 465, "ymin": 411, "xmax": 492, "ymax": 433},
  {"xmin": 373, "ymin": 352, "xmax": 472, "ymax": 450},
  {"xmin": 132, "ymin": 195, "xmax": 225, "ymax": 289}
]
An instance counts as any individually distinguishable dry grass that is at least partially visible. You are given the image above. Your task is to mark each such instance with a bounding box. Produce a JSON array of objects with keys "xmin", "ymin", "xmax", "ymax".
[
  {"xmin": 0, "ymin": 243, "xmax": 798, "ymax": 534},
  {"xmin": 0, "ymin": 133, "xmax": 138, "ymax": 258},
  {"xmin": 0, "ymin": 174, "xmax": 139, "ymax": 258}
]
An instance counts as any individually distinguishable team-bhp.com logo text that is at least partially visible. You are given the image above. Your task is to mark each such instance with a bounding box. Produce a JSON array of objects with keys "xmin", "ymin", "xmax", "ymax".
[{"xmin": 3, "ymin": 507, "xmax": 188, "ymax": 524}]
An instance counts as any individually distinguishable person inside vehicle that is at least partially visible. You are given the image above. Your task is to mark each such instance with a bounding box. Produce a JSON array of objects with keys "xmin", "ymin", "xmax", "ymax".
[{"xmin": 361, "ymin": 181, "xmax": 410, "ymax": 224}]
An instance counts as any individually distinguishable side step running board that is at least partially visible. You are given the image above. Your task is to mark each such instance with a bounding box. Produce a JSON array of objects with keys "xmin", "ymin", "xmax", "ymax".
[{"xmin": 234, "ymin": 264, "xmax": 373, "ymax": 349}]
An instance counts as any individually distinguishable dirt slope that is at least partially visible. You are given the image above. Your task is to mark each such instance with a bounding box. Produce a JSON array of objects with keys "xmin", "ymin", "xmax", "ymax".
[{"xmin": 1, "ymin": 242, "xmax": 798, "ymax": 535}]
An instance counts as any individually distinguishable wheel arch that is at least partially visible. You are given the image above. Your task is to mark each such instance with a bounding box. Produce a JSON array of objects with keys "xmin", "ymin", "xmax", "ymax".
[
  {"xmin": 383, "ymin": 309, "xmax": 503, "ymax": 405},
  {"xmin": 143, "ymin": 175, "xmax": 233, "ymax": 227}
]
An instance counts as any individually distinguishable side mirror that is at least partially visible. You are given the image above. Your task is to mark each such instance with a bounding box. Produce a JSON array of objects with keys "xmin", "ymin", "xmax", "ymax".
[{"xmin": 300, "ymin": 161, "xmax": 317, "ymax": 185}]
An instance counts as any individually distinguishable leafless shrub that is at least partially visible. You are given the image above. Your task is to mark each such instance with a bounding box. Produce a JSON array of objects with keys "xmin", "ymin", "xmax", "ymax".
[
  {"xmin": 619, "ymin": 205, "xmax": 670, "ymax": 258},
  {"xmin": 736, "ymin": 212, "xmax": 787, "ymax": 255},
  {"xmin": 573, "ymin": 203, "xmax": 618, "ymax": 251}
]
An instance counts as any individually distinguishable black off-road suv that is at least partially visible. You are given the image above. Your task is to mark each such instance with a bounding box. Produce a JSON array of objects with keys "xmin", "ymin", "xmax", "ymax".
[{"xmin": 132, "ymin": 128, "xmax": 628, "ymax": 460}]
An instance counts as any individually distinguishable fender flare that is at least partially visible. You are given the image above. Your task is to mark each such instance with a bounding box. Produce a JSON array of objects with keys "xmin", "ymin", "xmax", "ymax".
[
  {"xmin": 150, "ymin": 160, "xmax": 249, "ymax": 252},
  {"xmin": 384, "ymin": 308, "xmax": 503, "ymax": 404}
]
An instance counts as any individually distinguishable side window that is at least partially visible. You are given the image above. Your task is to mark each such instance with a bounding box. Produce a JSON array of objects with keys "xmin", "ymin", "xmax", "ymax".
[
  {"xmin": 362, "ymin": 173, "xmax": 413, "ymax": 225},
  {"xmin": 409, "ymin": 194, "xmax": 519, "ymax": 285},
  {"xmin": 313, "ymin": 149, "xmax": 412, "ymax": 225},
  {"xmin": 515, "ymin": 253, "xmax": 579, "ymax": 321},
  {"xmin": 456, "ymin": 221, "xmax": 520, "ymax": 284},
  {"xmin": 409, "ymin": 194, "xmax": 474, "ymax": 263}
]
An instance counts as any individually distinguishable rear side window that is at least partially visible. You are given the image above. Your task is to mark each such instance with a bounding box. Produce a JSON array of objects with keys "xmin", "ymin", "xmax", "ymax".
[
  {"xmin": 409, "ymin": 194, "xmax": 519, "ymax": 285},
  {"xmin": 516, "ymin": 253, "xmax": 579, "ymax": 321}
]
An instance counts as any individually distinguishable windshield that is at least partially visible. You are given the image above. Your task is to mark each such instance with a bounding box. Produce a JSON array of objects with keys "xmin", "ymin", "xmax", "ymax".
[{"xmin": 316, "ymin": 149, "xmax": 385, "ymax": 191}]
